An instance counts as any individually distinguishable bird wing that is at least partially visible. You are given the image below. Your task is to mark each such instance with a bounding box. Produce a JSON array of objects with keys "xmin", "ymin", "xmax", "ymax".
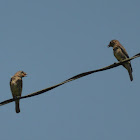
[
  {"xmin": 10, "ymin": 76, "xmax": 22, "ymax": 97},
  {"xmin": 119, "ymin": 45, "xmax": 133, "ymax": 72},
  {"xmin": 119, "ymin": 44, "xmax": 129, "ymax": 58}
]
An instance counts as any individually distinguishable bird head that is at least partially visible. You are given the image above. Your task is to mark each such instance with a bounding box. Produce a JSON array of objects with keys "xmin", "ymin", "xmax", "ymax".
[
  {"xmin": 15, "ymin": 71, "xmax": 27, "ymax": 78},
  {"xmin": 108, "ymin": 40, "xmax": 119, "ymax": 47}
]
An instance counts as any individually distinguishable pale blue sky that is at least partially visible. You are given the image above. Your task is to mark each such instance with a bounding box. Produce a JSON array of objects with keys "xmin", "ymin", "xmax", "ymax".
[{"xmin": 0, "ymin": 0, "xmax": 140, "ymax": 140}]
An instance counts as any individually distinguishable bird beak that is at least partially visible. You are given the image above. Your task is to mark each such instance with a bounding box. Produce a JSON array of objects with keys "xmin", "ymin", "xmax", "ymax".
[
  {"xmin": 23, "ymin": 73, "xmax": 27, "ymax": 77},
  {"xmin": 108, "ymin": 44, "xmax": 111, "ymax": 48}
]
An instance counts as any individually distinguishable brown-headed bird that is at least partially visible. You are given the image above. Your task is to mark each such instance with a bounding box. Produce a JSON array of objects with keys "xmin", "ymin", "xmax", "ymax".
[
  {"xmin": 108, "ymin": 40, "xmax": 133, "ymax": 81},
  {"xmin": 10, "ymin": 71, "xmax": 27, "ymax": 113}
]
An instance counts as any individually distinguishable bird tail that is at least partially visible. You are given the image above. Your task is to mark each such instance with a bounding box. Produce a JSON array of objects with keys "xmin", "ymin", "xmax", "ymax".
[
  {"xmin": 123, "ymin": 62, "xmax": 133, "ymax": 81},
  {"xmin": 15, "ymin": 100, "xmax": 20, "ymax": 113},
  {"xmin": 128, "ymin": 69, "xmax": 133, "ymax": 81}
]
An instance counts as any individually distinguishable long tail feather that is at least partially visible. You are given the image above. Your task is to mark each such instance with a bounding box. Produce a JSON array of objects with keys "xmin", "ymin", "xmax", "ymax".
[{"xmin": 15, "ymin": 100, "xmax": 20, "ymax": 113}]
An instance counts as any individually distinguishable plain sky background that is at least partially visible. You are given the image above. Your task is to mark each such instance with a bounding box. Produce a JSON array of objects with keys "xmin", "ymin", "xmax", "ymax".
[{"xmin": 0, "ymin": 0, "xmax": 140, "ymax": 140}]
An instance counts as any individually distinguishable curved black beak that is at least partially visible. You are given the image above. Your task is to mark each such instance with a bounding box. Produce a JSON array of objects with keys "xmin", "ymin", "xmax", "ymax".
[
  {"xmin": 23, "ymin": 73, "xmax": 27, "ymax": 77},
  {"xmin": 108, "ymin": 43, "xmax": 111, "ymax": 48}
]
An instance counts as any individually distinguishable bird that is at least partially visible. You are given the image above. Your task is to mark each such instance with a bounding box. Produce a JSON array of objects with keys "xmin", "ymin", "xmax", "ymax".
[
  {"xmin": 10, "ymin": 71, "xmax": 27, "ymax": 113},
  {"xmin": 108, "ymin": 40, "xmax": 133, "ymax": 81}
]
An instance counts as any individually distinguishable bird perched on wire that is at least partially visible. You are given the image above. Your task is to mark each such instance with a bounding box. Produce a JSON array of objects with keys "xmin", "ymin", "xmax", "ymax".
[
  {"xmin": 10, "ymin": 71, "xmax": 27, "ymax": 113},
  {"xmin": 108, "ymin": 40, "xmax": 133, "ymax": 81}
]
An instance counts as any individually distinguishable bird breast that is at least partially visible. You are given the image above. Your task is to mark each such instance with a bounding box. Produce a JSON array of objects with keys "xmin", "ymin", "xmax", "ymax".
[{"xmin": 113, "ymin": 47, "xmax": 127, "ymax": 61}]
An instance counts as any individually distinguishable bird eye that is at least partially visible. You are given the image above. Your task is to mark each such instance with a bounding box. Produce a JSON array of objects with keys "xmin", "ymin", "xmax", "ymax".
[{"xmin": 21, "ymin": 71, "xmax": 25, "ymax": 74}]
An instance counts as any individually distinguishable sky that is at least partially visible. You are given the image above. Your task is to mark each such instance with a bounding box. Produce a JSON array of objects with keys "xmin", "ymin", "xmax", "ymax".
[{"xmin": 0, "ymin": 0, "xmax": 140, "ymax": 140}]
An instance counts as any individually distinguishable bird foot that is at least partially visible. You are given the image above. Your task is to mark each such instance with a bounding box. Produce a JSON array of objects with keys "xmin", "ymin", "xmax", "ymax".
[{"xmin": 114, "ymin": 62, "xmax": 117, "ymax": 65}]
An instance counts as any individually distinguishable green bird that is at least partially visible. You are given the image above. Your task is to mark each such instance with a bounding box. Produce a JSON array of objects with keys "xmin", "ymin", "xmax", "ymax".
[
  {"xmin": 10, "ymin": 71, "xmax": 27, "ymax": 113},
  {"xmin": 108, "ymin": 40, "xmax": 133, "ymax": 81}
]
